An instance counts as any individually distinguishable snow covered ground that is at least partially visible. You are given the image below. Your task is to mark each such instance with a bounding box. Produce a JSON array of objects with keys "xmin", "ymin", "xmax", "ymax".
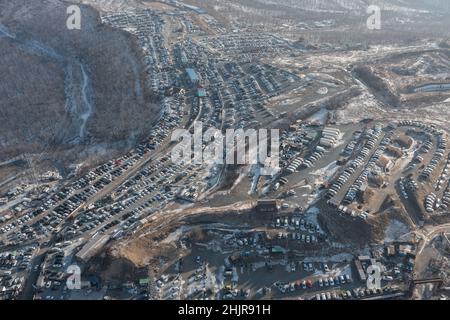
[
  {"xmin": 310, "ymin": 161, "xmax": 339, "ymax": 183},
  {"xmin": 306, "ymin": 108, "xmax": 329, "ymax": 125},
  {"xmin": 384, "ymin": 219, "xmax": 410, "ymax": 242}
]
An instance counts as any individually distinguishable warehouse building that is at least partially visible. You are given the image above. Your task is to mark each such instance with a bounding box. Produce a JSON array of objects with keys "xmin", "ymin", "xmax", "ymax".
[
  {"xmin": 256, "ymin": 199, "xmax": 279, "ymax": 213},
  {"xmin": 186, "ymin": 68, "xmax": 199, "ymax": 85}
]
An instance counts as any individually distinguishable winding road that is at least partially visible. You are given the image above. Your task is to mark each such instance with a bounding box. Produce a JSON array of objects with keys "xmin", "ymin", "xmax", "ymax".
[{"xmin": 416, "ymin": 223, "xmax": 450, "ymax": 257}]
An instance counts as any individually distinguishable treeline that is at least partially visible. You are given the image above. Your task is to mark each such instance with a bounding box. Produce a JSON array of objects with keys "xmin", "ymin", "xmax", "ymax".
[{"xmin": 353, "ymin": 66, "xmax": 400, "ymax": 108}]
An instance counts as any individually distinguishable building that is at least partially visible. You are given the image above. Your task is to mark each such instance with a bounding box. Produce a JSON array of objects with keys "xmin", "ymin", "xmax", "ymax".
[
  {"xmin": 320, "ymin": 127, "xmax": 341, "ymax": 148},
  {"xmin": 386, "ymin": 245, "xmax": 396, "ymax": 257},
  {"xmin": 75, "ymin": 234, "xmax": 110, "ymax": 262},
  {"xmin": 271, "ymin": 246, "xmax": 288, "ymax": 254},
  {"xmin": 377, "ymin": 155, "xmax": 395, "ymax": 173},
  {"xmin": 355, "ymin": 256, "xmax": 371, "ymax": 282},
  {"xmin": 197, "ymin": 88, "xmax": 207, "ymax": 98},
  {"xmin": 186, "ymin": 68, "xmax": 199, "ymax": 85},
  {"xmin": 398, "ymin": 244, "xmax": 415, "ymax": 257},
  {"xmin": 139, "ymin": 278, "xmax": 151, "ymax": 286},
  {"xmin": 256, "ymin": 199, "xmax": 279, "ymax": 213}
]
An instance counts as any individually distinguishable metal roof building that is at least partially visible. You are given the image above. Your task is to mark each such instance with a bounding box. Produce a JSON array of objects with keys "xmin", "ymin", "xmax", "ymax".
[
  {"xmin": 256, "ymin": 199, "xmax": 279, "ymax": 213},
  {"xmin": 75, "ymin": 234, "xmax": 110, "ymax": 262},
  {"xmin": 186, "ymin": 68, "xmax": 199, "ymax": 84}
]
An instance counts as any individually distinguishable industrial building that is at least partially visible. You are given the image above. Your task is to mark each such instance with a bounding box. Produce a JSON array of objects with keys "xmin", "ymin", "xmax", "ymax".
[
  {"xmin": 186, "ymin": 68, "xmax": 199, "ymax": 85},
  {"xmin": 256, "ymin": 199, "xmax": 279, "ymax": 213},
  {"xmin": 319, "ymin": 127, "xmax": 341, "ymax": 148}
]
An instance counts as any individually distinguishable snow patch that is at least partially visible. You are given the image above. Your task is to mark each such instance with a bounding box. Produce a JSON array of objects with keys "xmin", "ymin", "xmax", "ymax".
[{"xmin": 384, "ymin": 219, "xmax": 410, "ymax": 242}]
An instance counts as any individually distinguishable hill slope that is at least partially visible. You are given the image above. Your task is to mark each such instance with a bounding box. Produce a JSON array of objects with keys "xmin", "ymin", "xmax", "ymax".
[{"xmin": 0, "ymin": 0, "xmax": 159, "ymax": 162}]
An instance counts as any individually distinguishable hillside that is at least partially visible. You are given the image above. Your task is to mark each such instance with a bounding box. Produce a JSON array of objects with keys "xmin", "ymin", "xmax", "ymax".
[{"xmin": 0, "ymin": 0, "xmax": 159, "ymax": 162}]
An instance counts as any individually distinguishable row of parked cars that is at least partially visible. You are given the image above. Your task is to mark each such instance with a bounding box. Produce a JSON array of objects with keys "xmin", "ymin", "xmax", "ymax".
[
  {"xmin": 0, "ymin": 271, "xmax": 25, "ymax": 300},
  {"xmin": 420, "ymin": 134, "xmax": 447, "ymax": 181},
  {"xmin": 277, "ymin": 232, "xmax": 318, "ymax": 244},
  {"xmin": 302, "ymin": 146, "xmax": 326, "ymax": 169},
  {"xmin": 315, "ymin": 286, "xmax": 398, "ymax": 300},
  {"xmin": 425, "ymin": 193, "xmax": 438, "ymax": 213},
  {"xmin": 318, "ymin": 274, "xmax": 351, "ymax": 287},
  {"xmin": 0, "ymin": 246, "xmax": 37, "ymax": 299},
  {"xmin": 199, "ymin": 33, "xmax": 292, "ymax": 62},
  {"xmin": 397, "ymin": 120, "xmax": 447, "ymax": 182},
  {"xmin": 327, "ymin": 125, "xmax": 385, "ymax": 201},
  {"xmin": 274, "ymin": 271, "xmax": 352, "ymax": 296},
  {"xmin": 434, "ymin": 153, "xmax": 450, "ymax": 192},
  {"xmin": 0, "ymin": 246, "xmax": 36, "ymax": 270},
  {"xmin": 275, "ymin": 216, "xmax": 320, "ymax": 232},
  {"xmin": 344, "ymin": 128, "xmax": 391, "ymax": 205}
]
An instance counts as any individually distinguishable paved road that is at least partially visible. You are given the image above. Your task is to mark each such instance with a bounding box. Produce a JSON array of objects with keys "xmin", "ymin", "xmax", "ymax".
[{"xmin": 416, "ymin": 223, "xmax": 450, "ymax": 256}]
